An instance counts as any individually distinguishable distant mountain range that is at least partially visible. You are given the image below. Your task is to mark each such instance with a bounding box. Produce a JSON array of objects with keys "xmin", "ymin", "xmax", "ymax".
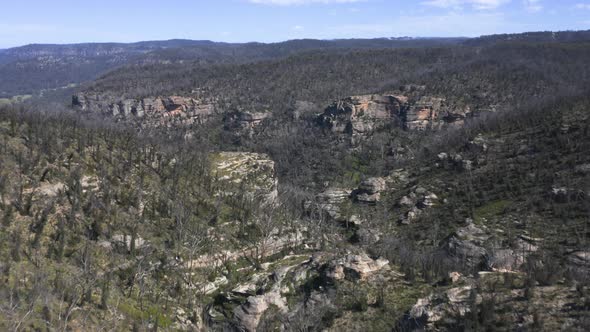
[
  {"xmin": 1, "ymin": 30, "xmax": 589, "ymax": 99},
  {"xmin": 0, "ymin": 38, "xmax": 467, "ymax": 99}
]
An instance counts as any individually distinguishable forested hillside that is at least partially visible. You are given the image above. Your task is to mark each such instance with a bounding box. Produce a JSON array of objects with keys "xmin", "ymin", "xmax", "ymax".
[
  {"xmin": 83, "ymin": 42, "xmax": 590, "ymax": 116},
  {"xmin": 0, "ymin": 38, "xmax": 464, "ymax": 99},
  {"xmin": 1, "ymin": 30, "xmax": 590, "ymax": 331}
]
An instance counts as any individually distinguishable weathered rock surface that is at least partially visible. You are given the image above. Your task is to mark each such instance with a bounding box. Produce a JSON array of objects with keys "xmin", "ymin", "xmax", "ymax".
[
  {"xmin": 231, "ymin": 256, "xmax": 314, "ymax": 331},
  {"xmin": 210, "ymin": 152, "xmax": 278, "ymax": 204},
  {"xmin": 326, "ymin": 253, "xmax": 389, "ymax": 281},
  {"xmin": 317, "ymin": 92, "xmax": 472, "ymax": 142},
  {"xmin": 353, "ymin": 177, "xmax": 387, "ymax": 203},
  {"xmin": 305, "ymin": 188, "xmax": 351, "ymax": 221},
  {"xmin": 440, "ymin": 223, "xmax": 490, "ymax": 270},
  {"xmin": 72, "ymin": 93, "xmax": 215, "ymax": 127},
  {"xmin": 318, "ymin": 94, "xmax": 405, "ymax": 143},
  {"xmin": 224, "ymin": 110, "xmax": 272, "ymax": 137},
  {"xmin": 567, "ymin": 250, "xmax": 590, "ymax": 274},
  {"xmin": 408, "ymin": 285, "xmax": 474, "ymax": 330},
  {"xmin": 405, "ymin": 272, "xmax": 590, "ymax": 331},
  {"xmin": 488, "ymin": 235, "xmax": 540, "ymax": 272},
  {"xmin": 399, "ymin": 187, "xmax": 440, "ymax": 224}
]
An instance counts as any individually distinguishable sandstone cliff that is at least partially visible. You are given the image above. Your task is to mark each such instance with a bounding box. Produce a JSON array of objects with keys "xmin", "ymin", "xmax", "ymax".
[
  {"xmin": 317, "ymin": 92, "xmax": 472, "ymax": 142},
  {"xmin": 72, "ymin": 93, "xmax": 215, "ymax": 127}
]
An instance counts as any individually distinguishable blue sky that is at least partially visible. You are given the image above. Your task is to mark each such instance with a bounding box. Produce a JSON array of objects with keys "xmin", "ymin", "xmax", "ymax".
[{"xmin": 0, "ymin": 0, "xmax": 589, "ymax": 48}]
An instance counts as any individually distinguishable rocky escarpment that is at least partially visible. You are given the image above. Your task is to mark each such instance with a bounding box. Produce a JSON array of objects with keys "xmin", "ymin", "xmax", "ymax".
[
  {"xmin": 317, "ymin": 94, "xmax": 404, "ymax": 143},
  {"xmin": 223, "ymin": 110, "xmax": 273, "ymax": 137},
  {"xmin": 404, "ymin": 271, "xmax": 590, "ymax": 331},
  {"xmin": 72, "ymin": 93, "xmax": 215, "ymax": 127},
  {"xmin": 317, "ymin": 91, "xmax": 472, "ymax": 142}
]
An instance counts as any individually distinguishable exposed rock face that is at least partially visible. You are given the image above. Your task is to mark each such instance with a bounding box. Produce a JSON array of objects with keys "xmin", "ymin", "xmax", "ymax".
[
  {"xmin": 72, "ymin": 93, "xmax": 215, "ymax": 127},
  {"xmin": 402, "ymin": 96, "xmax": 444, "ymax": 130},
  {"xmin": 230, "ymin": 255, "xmax": 315, "ymax": 331},
  {"xmin": 210, "ymin": 152, "xmax": 278, "ymax": 204},
  {"xmin": 488, "ymin": 235, "xmax": 540, "ymax": 272},
  {"xmin": 353, "ymin": 177, "xmax": 387, "ymax": 204},
  {"xmin": 326, "ymin": 253, "xmax": 389, "ymax": 281},
  {"xmin": 405, "ymin": 272, "xmax": 590, "ymax": 331},
  {"xmin": 567, "ymin": 250, "xmax": 590, "ymax": 274},
  {"xmin": 408, "ymin": 285, "xmax": 473, "ymax": 330},
  {"xmin": 399, "ymin": 187, "xmax": 439, "ymax": 224},
  {"xmin": 317, "ymin": 92, "xmax": 472, "ymax": 142},
  {"xmin": 234, "ymin": 292, "xmax": 286, "ymax": 332},
  {"xmin": 401, "ymin": 96, "xmax": 471, "ymax": 130},
  {"xmin": 440, "ymin": 223, "xmax": 490, "ymax": 270},
  {"xmin": 318, "ymin": 94, "xmax": 404, "ymax": 143},
  {"xmin": 224, "ymin": 110, "xmax": 272, "ymax": 137},
  {"xmin": 305, "ymin": 188, "xmax": 351, "ymax": 221}
]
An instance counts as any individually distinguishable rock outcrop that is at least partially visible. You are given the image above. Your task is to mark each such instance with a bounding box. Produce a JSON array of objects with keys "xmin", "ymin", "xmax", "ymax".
[
  {"xmin": 408, "ymin": 285, "xmax": 474, "ymax": 330},
  {"xmin": 326, "ymin": 253, "xmax": 389, "ymax": 281},
  {"xmin": 223, "ymin": 255, "xmax": 316, "ymax": 331},
  {"xmin": 317, "ymin": 92, "xmax": 472, "ymax": 142},
  {"xmin": 210, "ymin": 152, "xmax": 278, "ymax": 204},
  {"xmin": 567, "ymin": 250, "xmax": 590, "ymax": 274},
  {"xmin": 72, "ymin": 93, "xmax": 215, "ymax": 127},
  {"xmin": 317, "ymin": 94, "xmax": 405, "ymax": 143},
  {"xmin": 353, "ymin": 177, "xmax": 387, "ymax": 204},
  {"xmin": 404, "ymin": 271, "xmax": 590, "ymax": 331},
  {"xmin": 401, "ymin": 96, "xmax": 471, "ymax": 130},
  {"xmin": 488, "ymin": 235, "xmax": 540, "ymax": 272},
  {"xmin": 305, "ymin": 188, "xmax": 352, "ymax": 222},
  {"xmin": 440, "ymin": 223, "xmax": 490, "ymax": 270},
  {"xmin": 224, "ymin": 110, "xmax": 272, "ymax": 137},
  {"xmin": 398, "ymin": 187, "xmax": 440, "ymax": 224}
]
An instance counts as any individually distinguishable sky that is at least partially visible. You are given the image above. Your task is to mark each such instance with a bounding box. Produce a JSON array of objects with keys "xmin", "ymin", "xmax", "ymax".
[{"xmin": 0, "ymin": 0, "xmax": 589, "ymax": 48}]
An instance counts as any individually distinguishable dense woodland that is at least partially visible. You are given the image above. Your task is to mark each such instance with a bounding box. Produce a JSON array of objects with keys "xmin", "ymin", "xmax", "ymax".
[
  {"xmin": 1, "ymin": 31, "xmax": 590, "ymax": 331},
  {"xmin": 86, "ymin": 41, "xmax": 590, "ymax": 116},
  {"xmin": 0, "ymin": 38, "xmax": 464, "ymax": 98}
]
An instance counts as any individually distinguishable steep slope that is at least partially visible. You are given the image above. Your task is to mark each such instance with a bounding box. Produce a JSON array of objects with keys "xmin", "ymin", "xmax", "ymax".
[{"xmin": 2, "ymin": 31, "xmax": 590, "ymax": 331}]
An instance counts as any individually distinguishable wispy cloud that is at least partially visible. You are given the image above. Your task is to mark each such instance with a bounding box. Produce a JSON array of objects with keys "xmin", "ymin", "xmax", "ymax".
[
  {"xmin": 575, "ymin": 3, "xmax": 590, "ymax": 9},
  {"xmin": 321, "ymin": 11, "xmax": 537, "ymax": 38},
  {"xmin": 523, "ymin": 0, "xmax": 543, "ymax": 13},
  {"xmin": 248, "ymin": 0, "xmax": 362, "ymax": 5},
  {"xmin": 421, "ymin": 0, "xmax": 511, "ymax": 10}
]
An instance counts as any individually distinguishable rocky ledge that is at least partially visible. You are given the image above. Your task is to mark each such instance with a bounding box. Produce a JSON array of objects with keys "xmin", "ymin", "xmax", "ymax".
[
  {"xmin": 72, "ymin": 93, "xmax": 215, "ymax": 127},
  {"xmin": 317, "ymin": 91, "xmax": 472, "ymax": 142}
]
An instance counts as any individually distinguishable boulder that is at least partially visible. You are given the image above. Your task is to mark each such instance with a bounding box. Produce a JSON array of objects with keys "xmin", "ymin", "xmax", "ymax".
[
  {"xmin": 489, "ymin": 235, "xmax": 542, "ymax": 272},
  {"xmin": 399, "ymin": 188, "xmax": 439, "ymax": 224},
  {"xmin": 353, "ymin": 177, "xmax": 387, "ymax": 203},
  {"xmin": 440, "ymin": 223, "xmax": 490, "ymax": 270},
  {"xmin": 567, "ymin": 251, "xmax": 590, "ymax": 274},
  {"xmin": 408, "ymin": 285, "xmax": 473, "ymax": 330},
  {"xmin": 326, "ymin": 253, "xmax": 389, "ymax": 281}
]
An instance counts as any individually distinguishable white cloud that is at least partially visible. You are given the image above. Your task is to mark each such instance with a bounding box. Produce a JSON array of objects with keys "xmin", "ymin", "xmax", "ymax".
[
  {"xmin": 421, "ymin": 0, "xmax": 511, "ymax": 10},
  {"xmin": 575, "ymin": 3, "xmax": 590, "ymax": 9},
  {"xmin": 523, "ymin": 0, "xmax": 542, "ymax": 13},
  {"xmin": 249, "ymin": 0, "xmax": 362, "ymax": 5},
  {"xmin": 292, "ymin": 25, "xmax": 305, "ymax": 31}
]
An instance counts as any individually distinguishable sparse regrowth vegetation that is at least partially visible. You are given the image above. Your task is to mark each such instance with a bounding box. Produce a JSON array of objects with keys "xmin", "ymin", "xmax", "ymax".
[{"xmin": 1, "ymin": 30, "xmax": 590, "ymax": 331}]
